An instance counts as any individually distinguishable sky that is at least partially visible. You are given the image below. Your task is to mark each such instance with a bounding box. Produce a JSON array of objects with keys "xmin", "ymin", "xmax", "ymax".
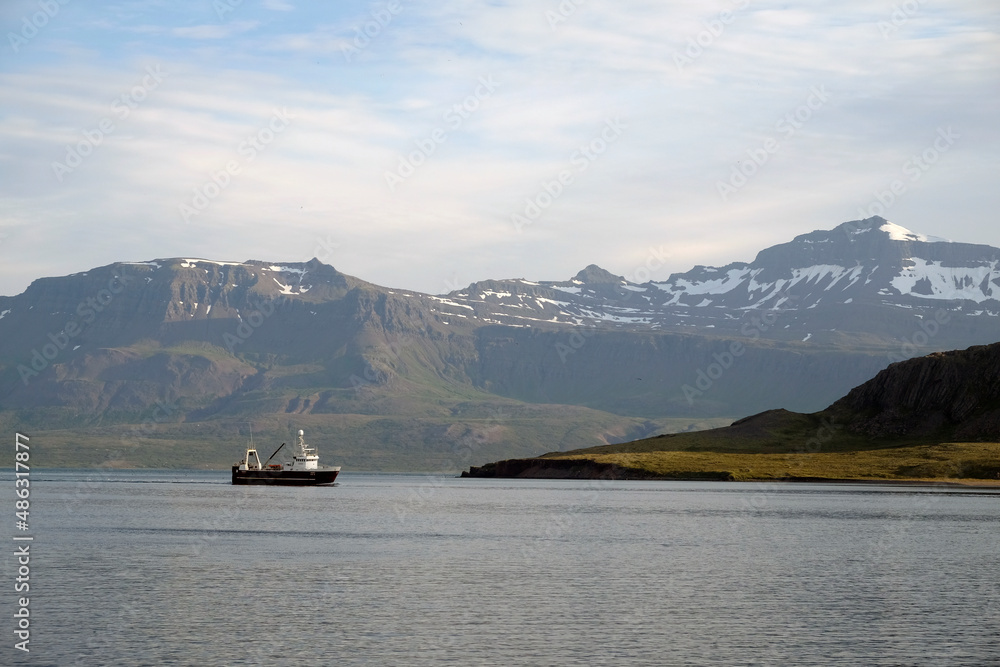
[{"xmin": 1, "ymin": 0, "xmax": 998, "ymax": 297}]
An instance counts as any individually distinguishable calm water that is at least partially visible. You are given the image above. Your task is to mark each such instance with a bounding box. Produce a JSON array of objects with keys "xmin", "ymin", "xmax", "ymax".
[{"xmin": 4, "ymin": 470, "xmax": 999, "ymax": 666}]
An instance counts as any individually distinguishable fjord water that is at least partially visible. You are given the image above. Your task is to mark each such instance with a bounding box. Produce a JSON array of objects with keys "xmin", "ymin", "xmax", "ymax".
[{"xmin": 9, "ymin": 471, "xmax": 999, "ymax": 666}]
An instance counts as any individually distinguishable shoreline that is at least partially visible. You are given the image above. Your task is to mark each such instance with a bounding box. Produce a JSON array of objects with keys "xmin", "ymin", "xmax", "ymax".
[
  {"xmin": 461, "ymin": 457, "xmax": 1000, "ymax": 488},
  {"xmin": 6, "ymin": 466, "xmax": 1000, "ymax": 489}
]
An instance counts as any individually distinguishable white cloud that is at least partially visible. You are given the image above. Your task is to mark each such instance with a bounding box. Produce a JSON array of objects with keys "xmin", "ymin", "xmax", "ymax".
[
  {"xmin": 0, "ymin": 1, "xmax": 998, "ymax": 296},
  {"xmin": 171, "ymin": 21, "xmax": 260, "ymax": 40}
]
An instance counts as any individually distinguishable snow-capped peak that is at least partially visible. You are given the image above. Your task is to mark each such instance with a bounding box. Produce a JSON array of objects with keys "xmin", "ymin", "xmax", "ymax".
[{"xmin": 879, "ymin": 221, "xmax": 950, "ymax": 244}]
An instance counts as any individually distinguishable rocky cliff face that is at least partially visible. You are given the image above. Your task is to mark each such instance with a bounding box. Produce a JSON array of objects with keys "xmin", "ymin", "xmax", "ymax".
[{"xmin": 829, "ymin": 342, "xmax": 1000, "ymax": 440}]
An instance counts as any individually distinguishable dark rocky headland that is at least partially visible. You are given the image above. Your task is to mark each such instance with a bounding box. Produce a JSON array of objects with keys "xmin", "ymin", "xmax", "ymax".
[{"xmin": 463, "ymin": 342, "xmax": 1000, "ymax": 482}]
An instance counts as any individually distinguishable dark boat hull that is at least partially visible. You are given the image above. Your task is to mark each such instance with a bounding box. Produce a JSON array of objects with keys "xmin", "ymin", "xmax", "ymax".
[{"xmin": 231, "ymin": 466, "xmax": 340, "ymax": 486}]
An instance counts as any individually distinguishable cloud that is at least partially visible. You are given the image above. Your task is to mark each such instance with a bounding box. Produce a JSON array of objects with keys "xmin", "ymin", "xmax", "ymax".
[
  {"xmin": 0, "ymin": 1, "xmax": 998, "ymax": 297},
  {"xmin": 171, "ymin": 20, "xmax": 260, "ymax": 40}
]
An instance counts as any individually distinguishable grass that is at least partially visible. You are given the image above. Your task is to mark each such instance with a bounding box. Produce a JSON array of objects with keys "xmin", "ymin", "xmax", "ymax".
[
  {"xmin": 544, "ymin": 442, "xmax": 1000, "ymax": 484},
  {"xmin": 525, "ymin": 408, "xmax": 1000, "ymax": 484}
]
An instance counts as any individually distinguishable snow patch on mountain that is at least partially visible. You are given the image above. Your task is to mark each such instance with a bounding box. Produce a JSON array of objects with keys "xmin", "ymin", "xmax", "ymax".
[
  {"xmin": 880, "ymin": 222, "xmax": 950, "ymax": 244},
  {"xmin": 181, "ymin": 259, "xmax": 243, "ymax": 268},
  {"xmin": 272, "ymin": 278, "xmax": 297, "ymax": 295},
  {"xmin": 429, "ymin": 296, "xmax": 474, "ymax": 310},
  {"xmin": 268, "ymin": 265, "xmax": 306, "ymax": 275},
  {"xmin": 654, "ymin": 267, "xmax": 758, "ymax": 296},
  {"xmin": 890, "ymin": 258, "xmax": 999, "ymax": 303},
  {"xmin": 792, "ymin": 264, "xmax": 850, "ymax": 287}
]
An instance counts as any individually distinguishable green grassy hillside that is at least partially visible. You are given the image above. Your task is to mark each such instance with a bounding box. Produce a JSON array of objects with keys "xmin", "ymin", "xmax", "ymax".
[{"xmin": 542, "ymin": 442, "xmax": 1000, "ymax": 483}]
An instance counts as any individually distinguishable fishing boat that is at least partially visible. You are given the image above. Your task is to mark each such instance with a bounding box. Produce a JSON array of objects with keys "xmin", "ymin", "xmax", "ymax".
[{"xmin": 232, "ymin": 429, "xmax": 341, "ymax": 485}]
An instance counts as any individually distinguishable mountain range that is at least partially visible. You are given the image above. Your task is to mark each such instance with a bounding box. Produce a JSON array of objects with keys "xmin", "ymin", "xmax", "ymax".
[
  {"xmin": 0, "ymin": 215, "xmax": 998, "ymax": 470},
  {"xmin": 437, "ymin": 217, "xmax": 999, "ymax": 339}
]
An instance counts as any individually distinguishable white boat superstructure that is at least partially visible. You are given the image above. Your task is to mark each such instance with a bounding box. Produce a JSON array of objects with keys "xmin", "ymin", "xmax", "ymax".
[
  {"xmin": 285, "ymin": 430, "xmax": 320, "ymax": 471},
  {"xmin": 232, "ymin": 428, "xmax": 341, "ymax": 485}
]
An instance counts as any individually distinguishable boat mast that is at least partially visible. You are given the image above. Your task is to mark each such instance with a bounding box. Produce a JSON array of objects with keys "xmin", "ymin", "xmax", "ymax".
[{"xmin": 297, "ymin": 429, "xmax": 307, "ymax": 456}]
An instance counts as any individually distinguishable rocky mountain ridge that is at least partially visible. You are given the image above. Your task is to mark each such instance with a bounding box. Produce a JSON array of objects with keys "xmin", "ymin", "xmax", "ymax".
[
  {"xmin": 1, "ymin": 217, "xmax": 998, "ymax": 469},
  {"xmin": 433, "ymin": 217, "xmax": 1000, "ymax": 344}
]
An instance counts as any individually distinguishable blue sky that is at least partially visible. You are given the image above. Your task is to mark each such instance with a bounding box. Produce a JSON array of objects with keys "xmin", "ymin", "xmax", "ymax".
[{"xmin": 1, "ymin": 0, "xmax": 998, "ymax": 296}]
